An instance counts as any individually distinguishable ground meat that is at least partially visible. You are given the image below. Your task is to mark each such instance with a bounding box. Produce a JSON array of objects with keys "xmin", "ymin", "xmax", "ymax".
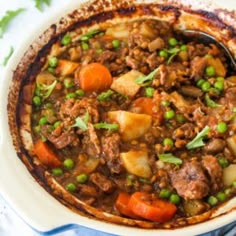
[
  {"xmin": 170, "ymin": 160, "xmax": 209, "ymax": 200},
  {"xmin": 97, "ymin": 50, "xmax": 117, "ymax": 64},
  {"xmin": 225, "ymin": 87, "xmax": 236, "ymax": 107},
  {"xmin": 42, "ymin": 126, "xmax": 79, "ymax": 149},
  {"xmin": 82, "ymin": 125, "xmax": 101, "ymax": 158},
  {"xmin": 101, "ymin": 133, "xmax": 122, "ymax": 174},
  {"xmin": 90, "ymin": 172, "xmax": 114, "ymax": 193},
  {"xmin": 190, "ymin": 56, "xmax": 207, "ymax": 79},
  {"xmin": 201, "ymin": 155, "xmax": 223, "ymax": 192},
  {"xmin": 60, "ymin": 98, "xmax": 99, "ymax": 122}
]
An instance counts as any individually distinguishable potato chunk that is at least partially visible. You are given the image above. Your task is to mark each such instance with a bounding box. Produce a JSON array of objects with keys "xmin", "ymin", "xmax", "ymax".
[
  {"xmin": 223, "ymin": 164, "xmax": 236, "ymax": 186},
  {"xmin": 56, "ymin": 60, "xmax": 79, "ymax": 76},
  {"xmin": 111, "ymin": 70, "xmax": 144, "ymax": 97},
  {"xmin": 108, "ymin": 111, "xmax": 152, "ymax": 141},
  {"xmin": 120, "ymin": 150, "xmax": 152, "ymax": 178}
]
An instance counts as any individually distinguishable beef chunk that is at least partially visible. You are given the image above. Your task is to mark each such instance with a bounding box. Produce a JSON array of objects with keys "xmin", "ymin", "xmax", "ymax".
[
  {"xmin": 201, "ymin": 155, "xmax": 223, "ymax": 192},
  {"xmin": 170, "ymin": 160, "xmax": 209, "ymax": 200},
  {"xmin": 101, "ymin": 133, "xmax": 123, "ymax": 174},
  {"xmin": 78, "ymin": 184, "xmax": 98, "ymax": 197},
  {"xmin": 90, "ymin": 172, "xmax": 114, "ymax": 193}
]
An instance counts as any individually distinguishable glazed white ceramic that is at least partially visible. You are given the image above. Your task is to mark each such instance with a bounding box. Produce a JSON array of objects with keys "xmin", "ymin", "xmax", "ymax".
[{"xmin": 0, "ymin": 0, "xmax": 236, "ymax": 235}]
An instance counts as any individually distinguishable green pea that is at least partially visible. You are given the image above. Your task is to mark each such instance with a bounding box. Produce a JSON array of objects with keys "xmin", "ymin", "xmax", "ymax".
[
  {"xmin": 66, "ymin": 183, "xmax": 76, "ymax": 192},
  {"xmin": 161, "ymin": 100, "xmax": 170, "ymax": 106},
  {"xmin": 163, "ymin": 138, "xmax": 174, "ymax": 147},
  {"xmin": 216, "ymin": 192, "xmax": 226, "ymax": 202},
  {"xmin": 64, "ymin": 78, "xmax": 74, "ymax": 88},
  {"xmin": 207, "ymin": 196, "xmax": 218, "ymax": 206},
  {"xmin": 218, "ymin": 157, "xmax": 229, "ymax": 168},
  {"xmin": 168, "ymin": 38, "xmax": 178, "ymax": 46},
  {"xmin": 81, "ymin": 42, "xmax": 89, "ymax": 50},
  {"xmin": 201, "ymin": 81, "xmax": 211, "ymax": 92},
  {"xmin": 164, "ymin": 110, "xmax": 175, "ymax": 120},
  {"xmin": 33, "ymin": 125, "xmax": 41, "ymax": 133},
  {"xmin": 145, "ymin": 87, "xmax": 155, "ymax": 97},
  {"xmin": 217, "ymin": 121, "xmax": 227, "ymax": 133},
  {"xmin": 66, "ymin": 93, "xmax": 77, "ymax": 99},
  {"xmin": 126, "ymin": 175, "xmax": 135, "ymax": 186},
  {"xmin": 63, "ymin": 158, "xmax": 74, "ymax": 170},
  {"xmin": 196, "ymin": 79, "xmax": 206, "ymax": 88},
  {"xmin": 180, "ymin": 45, "xmax": 187, "ymax": 51},
  {"xmin": 176, "ymin": 114, "xmax": 186, "ymax": 123},
  {"xmin": 48, "ymin": 57, "xmax": 58, "ymax": 68},
  {"xmin": 216, "ymin": 77, "xmax": 224, "ymax": 82},
  {"xmin": 75, "ymin": 89, "xmax": 85, "ymax": 97},
  {"xmin": 52, "ymin": 168, "xmax": 63, "ymax": 176},
  {"xmin": 159, "ymin": 189, "xmax": 171, "ymax": 199},
  {"xmin": 96, "ymin": 49, "xmax": 103, "ymax": 54},
  {"xmin": 214, "ymin": 81, "xmax": 224, "ymax": 91},
  {"xmin": 159, "ymin": 50, "xmax": 168, "ymax": 58},
  {"xmin": 39, "ymin": 116, "xmax": 48, "ymax": 125},
  {"xmin": 169, "ymin": 194, "xmax": 181, "ymax": 205},
  {"xmin": 112, "ymin": 39, "xmax": 120, "ymax": 49},
  {"xmin": 61, "ymin": 34, "xmax": 72, "ymax": 46},
  {"xmin": 232, "ymin": 181, "xmax": 236, "ymax": 188},
  {"xmin": 76, "ymin": 173, "xmax": 88, "ymax": 184},
  {"xmin": 47, "ymin": 67, "xmax": 55, "ymax": 74},
  {"xmin": 224, "ymin": 188, "xmax": 232, "ymax": 196},
  {"xmin": 233, "ymin": 107, "xmax": 236, "ymax": 113},
  {"xmin": 33, "ymin": 96, "xmax": 41, "ymax": 106},
  {"xmin": 53, "ymin": 121, "xmax": 61, "ymax": 129},
  {"xmin": 205, "ymin": 66, "xmax": 216, "ymax": 77}
]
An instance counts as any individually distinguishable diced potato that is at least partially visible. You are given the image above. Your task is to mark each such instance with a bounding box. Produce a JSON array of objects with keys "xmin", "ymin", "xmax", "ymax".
[
  {"xmin": 223, "ymin": 164, "xmax": 236, "ymax": 186},
  {"xmin": 106, "ymin": 23, "xmax": 130, "ymax": 38},
  {"xmin": 74, "ymin": 154, "xmax": 100, "ymax": 175},
  {"xmin": 120, "ymin": 150, "xmax": 152, "ymax": 178},
  {"xmin": 206, "ymin": 57, "xmax": 226, "ymax": 77},
  {"xmin": 111, "ymin": 70, "xmax": 144, "ymax": 97},
  {"xmin": 36, "ymin": 72, "xmax": 56, "ymax": 85},
  {"xmin": 227, "ymin": 135, "xmax": 236, "ymax": 157},
  {"xmin": 140, "ymin": 22, "xmax": 156, "ymax": 39},
  {"xmin": 108, "ymin": 111, "xmax": 152, "ymax": 141},
  {"xmin": 55, "ymin": 60, "xmax": 79, "ymax": 76}
]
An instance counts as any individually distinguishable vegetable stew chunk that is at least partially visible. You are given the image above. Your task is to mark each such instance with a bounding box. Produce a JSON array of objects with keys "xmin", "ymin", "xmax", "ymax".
[{"xmin": 29, "ymin": 18, "xmax": 236, "ymax": 225}]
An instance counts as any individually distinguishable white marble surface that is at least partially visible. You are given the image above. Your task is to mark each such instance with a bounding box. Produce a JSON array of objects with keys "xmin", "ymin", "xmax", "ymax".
[{"xmin": 0, "ymin": 0, "xmax": 235, "ymax": 235}]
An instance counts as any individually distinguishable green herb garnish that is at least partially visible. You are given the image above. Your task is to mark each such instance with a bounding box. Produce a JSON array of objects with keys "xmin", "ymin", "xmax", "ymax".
[
  {"xmin": 72, "ymin": 110, "xmax": 89, "ymax": 131},
  {"xmin": 97, "ymin": 89, "xmax": 114, "ymax": 102},
  {"xmin": 0, "ymin": 8, "xmax": 25, "ymax": 38},
  {"xmin": 166, "ymin": 48, "xmax": 181, "ymax": 64},
  {"xmin": 36, "ymin": 80, "xmax": 57, "ymax": 99},
  {"xmin": 186, "ymin": 126, "xmax": 210, "ymax": 150},
  {"xmin": 135, "ymin": 67, "xmax": 159, "ymax": 85},
  {"xmin": 2, "ymin": 46, "xmax": 14, "ymax": 66},
  {"xmin": 34, "ymin": 0, "xmax": 51, "ymax": 11},
  {"xmin": 80, "ymin": 29, "xmax": 100, "ymax": 41},
  {"xmin": 94, "ymin": 122, "xmax": 119, "ymax": 131},
  {"xmin": 158, "ymin": 153, "xmax": 182, "ymax": 165},
  {"xmin": 205, "ymin": 94, "xmax": 221, "ymax": 108}
]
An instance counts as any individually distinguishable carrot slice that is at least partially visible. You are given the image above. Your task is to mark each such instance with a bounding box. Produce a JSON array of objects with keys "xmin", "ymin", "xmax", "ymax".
[
  {"xmin": 115, "ymin": 192, "xmax": 138, "ymax": 218},
  {"xmin": 131, "ymin": 97, "xmax": 154, "ymax": 116},
  {"xmin": 127, "ymin": 192, "xmax": 177, "ymax": 222},
  {"xmin": 75, "ymin": 63, "xmax": 112, "ymax": 92},
  {"xmin": 34, "ymin": 140, "xmax": 61, "ymax": 168}
]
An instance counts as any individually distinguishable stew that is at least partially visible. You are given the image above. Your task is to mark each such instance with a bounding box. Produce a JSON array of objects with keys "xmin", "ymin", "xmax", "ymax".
[{"xmin": 31, "ymin": 19, "xmax": 236, "ymax": 222}]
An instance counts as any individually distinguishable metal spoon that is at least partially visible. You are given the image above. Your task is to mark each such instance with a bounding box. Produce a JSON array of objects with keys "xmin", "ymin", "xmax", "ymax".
[{"xmin": 179, "ymin": 30, "xmax": 236, "ymax": 72}]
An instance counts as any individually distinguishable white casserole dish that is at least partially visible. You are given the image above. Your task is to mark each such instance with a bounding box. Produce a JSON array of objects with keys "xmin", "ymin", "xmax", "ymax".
[{"xmin": 0, "ymin": 0, "xmax": 236, "ymax": 235}]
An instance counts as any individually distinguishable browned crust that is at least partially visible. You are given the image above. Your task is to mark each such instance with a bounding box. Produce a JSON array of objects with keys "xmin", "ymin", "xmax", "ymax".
[{"xmin": 7, "ymin": 0, "xmax": 236, "ymax": 229}]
